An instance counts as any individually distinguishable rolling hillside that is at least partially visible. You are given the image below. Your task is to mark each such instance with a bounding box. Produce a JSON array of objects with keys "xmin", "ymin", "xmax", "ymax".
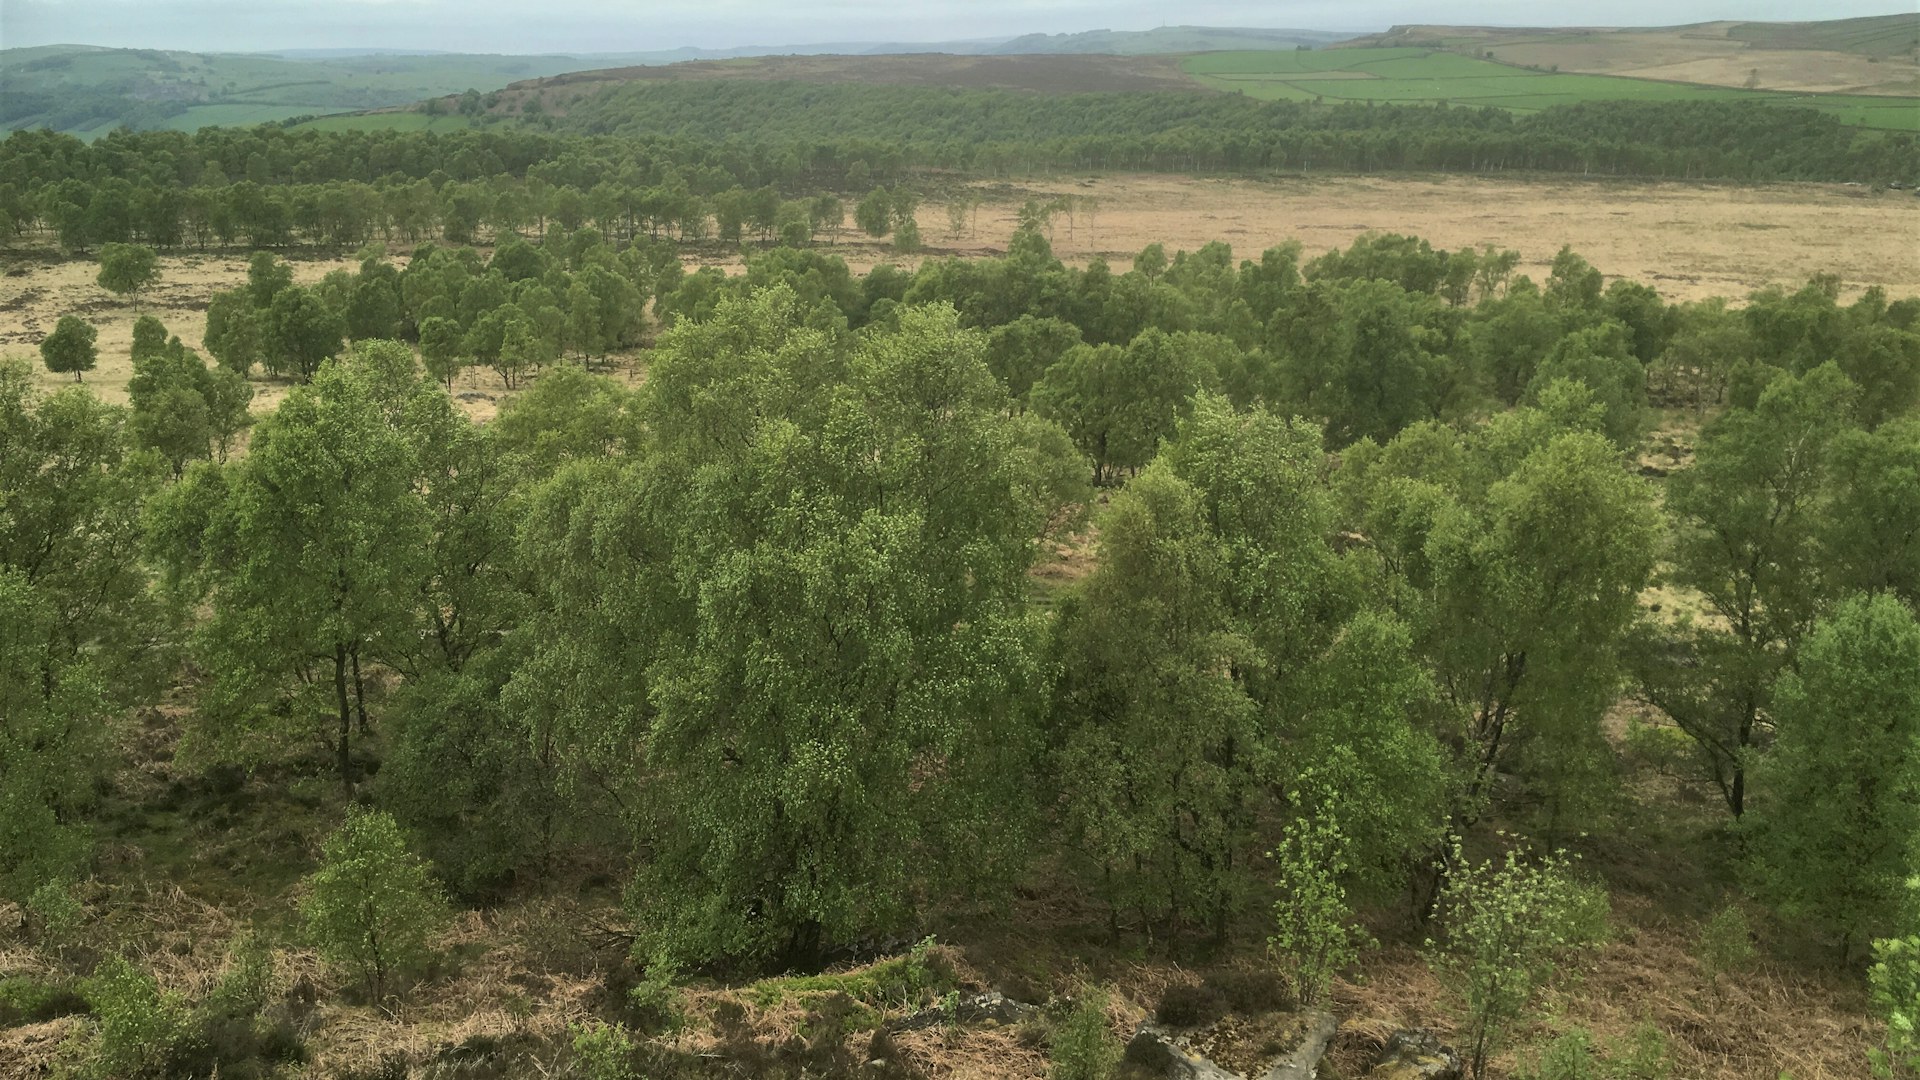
[
  {"xmin": 0, "ymin": 46, "xmax": 629, "ymax": 137},
  {"xmin": 1184, "ymin": 47, "xmax": 1920, "ymax": 130},
  {"xmin": 0, "ymin": 28, "xmax": 1363, "ymax": 139},
  {"xmin": 1350, "ymin": 13, "xmax": 1920, "ymax": 96}
]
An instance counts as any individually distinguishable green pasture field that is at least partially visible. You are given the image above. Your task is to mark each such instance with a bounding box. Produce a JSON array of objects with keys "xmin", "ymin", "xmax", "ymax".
[
  {"xmin": 1184, "ymin": 48, "xmax": 1920, "ymax": 131},
  {"xmin": 295, "ymin": 112, "xmax": 477, "ymax": 134},
  {"xmin": 158, "ymin": 104, "xmax": 339, "ymax": 130}
]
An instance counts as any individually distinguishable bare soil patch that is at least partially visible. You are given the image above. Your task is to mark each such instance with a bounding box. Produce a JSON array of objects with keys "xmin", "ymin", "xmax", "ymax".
[
  {"xmin": 897, "ymin": 173, "xmax": 1920, "ymax": 304},
  {"xmin": 0, "ymin": 252, "xmax": 365, "ymax": 410}
]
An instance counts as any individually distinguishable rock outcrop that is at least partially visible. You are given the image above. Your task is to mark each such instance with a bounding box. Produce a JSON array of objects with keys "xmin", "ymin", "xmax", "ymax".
[
  {"xmin": 1364, "ymin": 1029, "xmax": 1463, "ymax": 1080},
  {"xmin": 1125, "ymin": 1009, "xmax": 1337, "ymax": 1080}
]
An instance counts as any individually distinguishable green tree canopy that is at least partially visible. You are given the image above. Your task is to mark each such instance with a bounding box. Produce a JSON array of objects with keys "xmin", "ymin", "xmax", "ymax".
[
  {"xmin": 148, "ymin": 353, "xmax": 426, "ymax": 790},
  {"xmin": 301, "ymin": 808, "xmax": 449, "ymax": 999},
  {"xmin": 266, "ymin": 285, "xmax": 345, "ymax": 382},
  {"xmin": 39, "ymin": 315, "xmax": 98, "ymax": 382},
  {"xmin": 1749, "ymin": 594, "xmax": 1920, "ymax": 960},
  {"xmin": 96, "ymin": 242, "xmax": 159, "ymax": 308},
  {"xmin": 1633, "ymin": 364, "xmax": 1858, "ymax": 816}
]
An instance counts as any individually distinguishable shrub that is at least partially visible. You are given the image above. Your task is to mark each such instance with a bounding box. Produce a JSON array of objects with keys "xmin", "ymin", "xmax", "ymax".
[
  {"xmin": 1154, "ymin": 982, "xmax": 1224, "ymax": 1027},
  {"xmin": 1606, "ymin": 1021, "xmax": 1672, "ymax": 1080},
  {"xmin": 1050, "ymin": 989, "xmax": 1120, "ymax": 1080},
  {"xmin": 1870, "ymin": 878, "xmax": 1920, "ymax": 1079},
  {"xmin": 76, "ymin": 955, "xmax": 194, "ymax": 1078},
  {"xmin": 1517, "ymin": 1024, "xmax": 1668, "ymax": 1080},
  {"xmin": 1268, "ymin": 799, "xmax": 1365, "ymax": 1007},
  {"xmin": 203, "ymin": 931, "xmax": 275, "ymax": 1018},
  {"xmin": 625, "ymin": 961, "xmax": 686, "ymax": 1034},
  {"xmin": 568, "ymin": 1021, "xmax": 636, "ymax": 1080},
  {"xmin": 26, "ymin": 878, "xmax": 84, "ymax": 952},
  {"xmin": 1429, "ymin": 843, "xmax": 1610, "ymax": 1079},
  {"xmin": 1517, "ymin": 1029, "xmax": 1601, "ymax": 1080},
  {"xmin": 300, "ymin": 808, "xmax": 448, "ymax": 999},
  {"xmin": 0, "ymin": 975, "xmax": 89, "ymax": 1025},
  {"xmin": 1695, "ymin": 904, "xmax": 1755, "ymax": 994}
]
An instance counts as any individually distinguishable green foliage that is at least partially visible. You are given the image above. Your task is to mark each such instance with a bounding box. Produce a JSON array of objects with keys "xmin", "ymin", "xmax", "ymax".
[
  {"xmin": 300, "ymin": 808, "xmax": 448, "ymax": 999},
  {"xmin": 1430, "ymin": 844, "xmax": 1610, "ymax": 1079},
  {"xmin": 1051, "ymin": 459, "xmax": 1264, "ymax": 931},
  {"xmin": 1352, "ymin": 408, "xmax": 1656, "ymax": 832},
  {"xmin": 1267, "ymin": 789, "xmax": 1364, "ymax": 1007},
  {"xmin": 1525, "ymin": 322, "xmax": 1646, "ymax": 449},
  {"xmin": 75, "ymin": 955, "xmax": 195, "ymax": 1079},
  {"xmin": 0, "ymin": 572, "xmax": 103, "ymax": 898},
  {"xmin": 26, "ymin": 878, "xmax": 83, "ymax": 951},
  {"xmin": 1635, "ymin": 364, "xmax": 1859, "ymax": 817},
  {"xmin": 987, "ymin": 314, "xmax": 1082, "ymax": 403},
  {"xmin": 1695, "ymin": 904, "xmax": 1756, "ymax": 992},
  {"xmin": 855, "ymin": 187, "xmax": 893, "ymax": 237},
  {"xmin": 892, "ymin": 217, "xmax": 922, "ymax": 253},
  {"xmin": 151, "ymin": 354, "xmax": 426, "ymax": 787},
  {"xmin": 1869, "ymin": 879, "xmax": 1920, "ymax": 1078},
  {"xmin": 266, "ymin": 285, "xmax": 345, "ymax": 381},
  {"xmin": 508, "ymin": 290, "xmax": 1044, "ymax": 969},
  {"xmin": 205, "ymin": 932, "xmax": 276, "ymax": 1019},
  {"xmin": 1273, "ymin": 277, "xmax": 1452, "ymax": 447},
  {"xmin": 0, "ymin": 975, "xmax": 89, "ymax": 1027},
  {"xmin": 1050, "ymin": 990, "xmax": 1121, "ymax": 1080},
  {"xmin": 1607, "ymin": 1022, "xmax": 1672, "ymax": 1080},
  {"xmin": 203, "ymin": 289, "xmax": 263, "ymax": 377},
  {"xmin": 745, "ymin": 937, "xmax": 951, "ymax": 1011},
  {"xmin": 39, "ymin": 314, "xmax": 98, "ymax": 381},
  {"xmin": 1516, "ymin": 1023, "xmax": 1673, "ymax": 1080},
  {"xmin": 126, "ymin": 320, "xmax": 244, "ymax": 475},
  {"xmin": 1748, "ymin": 594, "xmax": 1920, "ymax": 958},
  {"xmin": 1034, "ymin": 328, "xmax": 1219, "ymax": 482},
  {"xmin": 0, "ymin": 361, "xmax": 165, "ymax": 899},
  {"xmin": 1825, "ymin": 418, "xmax": 1920, "ymax": 607},
  {"xmin": 1517, "ymin": 1029, "xmax": 1602, "ymax": 1080},
  {"xmin": 568, "ymin": 1021, "xmax": 637, "ymax": 1080}
]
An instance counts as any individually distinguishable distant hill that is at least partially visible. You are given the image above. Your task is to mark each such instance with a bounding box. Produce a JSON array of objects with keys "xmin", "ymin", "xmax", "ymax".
[
  {"xmin": 1347, "ymin": 14, "xmax": 1920, "ymax": 97},
  {"xmin": 984, "ymin": 26, "xmax": 1355, "ymax": 56},
  {"xmin": 412, "ymin": 53, "xmax": 1202, "ymax": 116},
  {"xmin": 0, "ymin": 27, "xmax": 1367, "ymax": 139},
  {"xmin": 0, "ymin": 46, "xmax": 626, "ymax": 137},
  {"xmin": 1727, "ymin": 13, "xmax": 1920, "ymax": 58}
]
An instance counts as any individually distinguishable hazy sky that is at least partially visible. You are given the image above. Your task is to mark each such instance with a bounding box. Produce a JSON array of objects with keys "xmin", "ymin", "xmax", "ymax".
[{"xmin": 1, "ymin": 0, "xmax": 1908, "ymax": 54}]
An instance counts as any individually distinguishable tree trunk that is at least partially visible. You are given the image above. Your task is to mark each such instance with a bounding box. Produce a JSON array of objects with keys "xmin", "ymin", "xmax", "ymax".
[
  {"xmin": 351, "ymin": 645, "xmax": 370, "ymax": 734},
  {"xmin": 334, "ymin": 643, "xmax": 354, "ymax": 793},
  {"xmin": 783, "ymin": 918, "xmax": 825, "ymax": 974}
]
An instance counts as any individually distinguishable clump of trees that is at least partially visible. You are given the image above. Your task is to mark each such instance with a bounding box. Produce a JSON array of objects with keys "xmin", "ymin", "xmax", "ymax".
[{"xmin": 2, "ymin": 222, "xmax": 1916, "ymax": 1076}]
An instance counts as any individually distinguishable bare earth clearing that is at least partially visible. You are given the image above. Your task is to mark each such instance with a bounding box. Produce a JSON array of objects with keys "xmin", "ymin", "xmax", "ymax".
[
  {"xmin": 5, "ymin": 174, "xmax": 1917, "ymax": 410},
  {"xmin": 906, "ymin": 174, "xmax": 1920, "ymax": 302}
]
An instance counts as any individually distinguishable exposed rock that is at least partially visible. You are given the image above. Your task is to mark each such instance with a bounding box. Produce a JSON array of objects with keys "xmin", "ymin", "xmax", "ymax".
[
  {"xmin": 1264, "ymin": 1010, "xmax": 1339, "ymax": 1080},
  {"xmin": 1365, "ymin": 1029, "xmax": 1462, "ymax": 1080},
  {"xmin": 1125, "ymin": 1010, "xmax": 1336, "ymax": 1080},
  {"xmin": 1125, "ymin": 1022, "xmax": 1243, "ymax": 1080},
  {"xmin": 887, "ymin": 990, "xmax": 1036, "ymax": 1032}
]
